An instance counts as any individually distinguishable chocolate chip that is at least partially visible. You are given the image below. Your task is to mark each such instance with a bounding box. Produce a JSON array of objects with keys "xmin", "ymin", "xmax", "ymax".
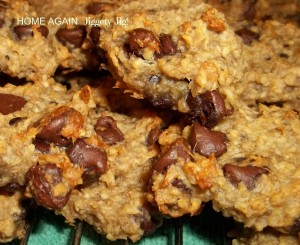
[
  {"xmin": 243, "ymin": 0, "xmax": 257, "ymax": 21},
  {"xmin": 0, "ymin": 93, "xmax": 27, "ymax": 115},
  {"xmin": 235, "ymin": 28, "xmax": 259, "ymax": 45},
  {"xmin": 171, "ymin": 178, "xmax": 191, "ymax": 194},
  {"xmin": 127, "ymin": 28, "xmax": 161, "ymax": 57},
  {"xmin": 189, "ymin": 122, "xmax": 227, "ymax": 157},
  {"xmin": 223, "ymin": 163, "xmax": 269, "ymax": 190},
  {"xmin": 34, "ymin": 107, "xmax": 83, "ymax": 147},
  {"xmin": 286, "ymin": 13, "xmax": 300, "ymax": 27},
  {"xmin": 37, "ymin": 26, "xmax": 49, "ymax": 38},
  {"xmin": 13, "ymin": 25, "xmax": 33, "ymax": 39},
  {"xmin": 146, "ymin": 127, "xmax": 162, "ymax": 147},
  {"xmin": 56, "ymin": 26, "xmax": 86, "ymax": 48},
  {"xmin": 94, "ymin": 116, "xmax": 124, "ymax": 145},
  {"xmin": 159, "ymin": 34, "xmax": 177, "ymax": 56},
  {"xmin": 66, "ymin": 138, "xmax": 107, "ymax": 183},
  {"xmin": 150, "ymin": 94, "xmax": 174, "ymax": 108},
  {"xmin": 9, "ymin": 117, "xmax": 24, "ymax": 126},
  {"xmin": 0, "ymin": 183, "xmax": 23, "ymax": 196},
  {"xmin": 26, "ymin": 163, "xmax": 70, "ymax": 209},
  {"xmin": 86, "ymin": 2, "xmax": 117, "ymax": 15},
  {"xmin": 32, "ymin": 138, "xmax": 51, "ymax": 153},
  {"xmin": 186, "ymin": 91, "xmax": 233, "ymax": 128},
  {"xmin": 154, "ymin": 138, "xmax": 190, "ymax": 172}
]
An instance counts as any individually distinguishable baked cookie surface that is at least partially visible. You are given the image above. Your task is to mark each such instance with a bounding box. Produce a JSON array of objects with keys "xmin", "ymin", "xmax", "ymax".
[{"xmin": 149, "ymin": 104, "xmax": 300, "ymax": 234}]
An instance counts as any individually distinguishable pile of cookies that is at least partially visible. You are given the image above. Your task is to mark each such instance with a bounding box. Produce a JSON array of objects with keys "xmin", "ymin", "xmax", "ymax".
[{"xmin": 0, "ymin": 0, "xmax": 299, "ymax": 244}]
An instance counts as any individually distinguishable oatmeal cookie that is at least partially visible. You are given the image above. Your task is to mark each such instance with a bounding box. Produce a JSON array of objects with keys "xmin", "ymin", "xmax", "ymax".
[
  {"xmin": 0, "ymin": 78, "xmax": 94, "ymax": 188},
  {"xmin": 0, "ymin": 190, "xmax": 26, "ymax": 243},
  {"xmin": 57, "ymin": 109, "xmax": 164, "ymax": 242},
  {"xmin": 100, "ymin": 2, "xmax": 242, "ymax": 119},
  {"xmin": 149, "ymin": 104, "xmax": 300, "ymax": 233}
]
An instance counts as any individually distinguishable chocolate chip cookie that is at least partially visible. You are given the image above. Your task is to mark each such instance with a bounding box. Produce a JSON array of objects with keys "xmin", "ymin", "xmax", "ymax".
[
  {"xmin": 149, "ymin": 103, "xmax": 300, "ymax": 234},
  {"xmin": 100, "ymin": 1, "xmax": 241, "ymax": 119},
  {"xmin": 0, "ymin": 79, "xmax": 94, "ymax": 188},
  {"xmin": 58, "ymin": 109, "xmax": 164, "ymax": 242}
]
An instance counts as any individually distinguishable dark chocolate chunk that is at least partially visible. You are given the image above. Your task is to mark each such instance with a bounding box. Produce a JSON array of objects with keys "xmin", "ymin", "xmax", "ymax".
[
  {"xmin": 26, "ymin": 163, "xmax": 70, "ymax": 209},
  {"xmin": 37, "ymin": 26, "xmax": 49, "ymax": 38},
  {"xmin": 187, "ymin": 90, "xmax": 233, "ymax": 128},
  {"xmin": 159, "ymin": 34, "xmax": 177, "ymax": 56},
  {"xmin": 0, "ymin": 93, "xmax": 27, "ymax": 115},
  {"xmin": 223, "ymin": 163, "xmax": 269, "ymax": 190},
  {"xmin": 56, "ymin": 26, "xmax": 86, "ymax": 48},
  {"xmin": 13, "ymin": 25, "xmax": 33, "ymax": 39},
  {"xmin": 146, "ymin": 126, "xmax": 162, "ymax": 147},
  {"xmin": 188, "ymin": 122, "xmax": 227, "ymax": 157},
  {"xmin": 94, "ymin": 116, "xmax": 124, "ymax": 145},
  {"xmin": 34, "ymin": 107, "xmax": 83, "ymax": 147},
  {"xmin": 154, "ymin": 138, "xmax": 190, "ymax": 172},
  {"xmin": 66, "ymin": 138, "xmax": 107, "ymax": 183}
]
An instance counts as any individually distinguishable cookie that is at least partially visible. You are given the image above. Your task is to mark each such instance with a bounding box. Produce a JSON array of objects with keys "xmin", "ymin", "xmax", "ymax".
[
  {"xmin": 58, "ymin": 109, "xmax": 163, "ymax": 242},
  {"xmin": 0, "ymin": 78, "xmax": 94, "ymax": 188},
  {"xmin": 99, "ymin": 1, "xmax": 241, "ymax": 121},
  {"xmin": 0, "ymin": 190, "xmax": 26, "ymax": 242},
  {"xmin": 149, "ymin": 104, "xmax": 300, "ymax": 234}
]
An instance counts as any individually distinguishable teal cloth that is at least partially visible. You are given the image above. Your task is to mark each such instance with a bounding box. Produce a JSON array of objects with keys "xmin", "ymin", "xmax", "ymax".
[{"xmin": 7, "ymin": 203, "xmax": 231, "ymax": 245}]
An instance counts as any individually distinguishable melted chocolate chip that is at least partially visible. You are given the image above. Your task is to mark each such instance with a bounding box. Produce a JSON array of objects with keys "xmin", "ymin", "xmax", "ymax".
[
  {"xmin": 37, "ymin": 26, "xmax": 49, "ymax": 38},
  {"xmin": 0, "ymin": 183, "xmax": 23, "ymax": 196},
  {"xmin": 86, "ymin": 2, "xmax": 117, "ymax": 15},
  {"xmin": 186, "ymin": 91, "xmax": 232, "ymax": 128},
  {"xmin": 13, "ymin": 25, "xmax": 33, "ymax": 39},
  {"xmin": 189, "ymin": 122, "xmax": 227, "ymax": 157},
  {"xmin": 235, "ymin": 28, "xmax": 259, "ymax": 45},
  {"xmin": 26, "ymin": 163, "xmax": 70, "ymax": 209},
  {"xmin": 0, "ymin": 93, "xmax": 27, "ymax": 115},
  {"xmin": 56, "ymin": 26, "xmax": 86, "ymax": 48},
  {"xmin": 223, "ymin": 163, "xmax": 269, "ymax": 190},
  {"xmin": 159, "ymin": 34, "xmax": 177, "ymax": 56},
  {"xmin": 66, "ymin": 138, "xmax": 107, "ymax": 183},
  {"xmin": 34, "ymin": 107, "xmax": 82, "ymax": 147},
  {"xmin": 94, "ymin": 116, "xmax": 124, "ymax": 145},
  {"xmin": 154, "ymin": 138, "xmax": 190, "ymax": 172},
  {"xmin": 150, "ymin": 94, "xmax": 174, "ymax": 108},
  {"xmin": 32, "ymin": 138, "xmax": 51, "ymax": 153},
  {"xmin": 127, "ymin": 28, "xmax": 161, "ymax": 57},
  {"xmin": 9, "ymin": 117, "xmax": 24, "ymax": 126},
  {"xmin": 146, "ymin": 127, "xmax": 162, "ymax": 147}
]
